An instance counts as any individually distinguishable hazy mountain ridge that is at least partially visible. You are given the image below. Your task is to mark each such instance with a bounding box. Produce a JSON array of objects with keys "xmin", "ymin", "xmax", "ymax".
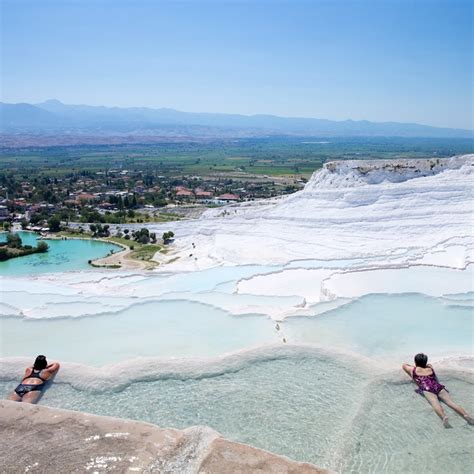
[{"xmin": 0, "ymin": 99, "xmax": 472, "ymax": 138}]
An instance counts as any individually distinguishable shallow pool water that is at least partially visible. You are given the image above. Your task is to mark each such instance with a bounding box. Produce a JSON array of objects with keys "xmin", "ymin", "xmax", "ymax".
[
  {"xmin": 0, "ymin": 232, "xmax": 120, "ymax": 275},
  {"xmin": 0, "ymin": 300, "xmax": 278, "ymax": 365},
  {"xmin": 0, "ymin": 354, "xmax": 370, "ymax": 470},
  {"xmin": 1, "ymin": 246, "xmax": 473, "ymax": 473},
  {"xmin": 283, "ymin": 293, "xmax": 474, "ymax": 360},
  {"xmin": 1, "ymin": 354, "xmax": 472, "ymax": 473},
  {"xmin": 1, "ymin": 293, "xmax": 472, "ymax": 366},
  {"xmin": 336, "ymin": 374, "xmax": 474, "ymax": 473}
]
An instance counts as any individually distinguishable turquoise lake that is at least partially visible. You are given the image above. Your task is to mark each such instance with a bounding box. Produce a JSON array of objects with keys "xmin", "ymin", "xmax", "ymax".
[{"xmin": 0, "ymin": 232, "xmax": 121, "ymax": 275}]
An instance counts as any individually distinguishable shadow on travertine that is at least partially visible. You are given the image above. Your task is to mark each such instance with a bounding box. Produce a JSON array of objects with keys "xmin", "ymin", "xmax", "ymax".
[{"xmin": 0, "ymin": 401, "xmax": 328, "ymax": 473}]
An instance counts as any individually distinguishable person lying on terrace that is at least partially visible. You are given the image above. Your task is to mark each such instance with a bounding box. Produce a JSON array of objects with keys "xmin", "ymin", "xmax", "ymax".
[
  {"xmin": 403, "ymin": 353, "xmax": 473, "ymax": 428},
  {"xmin": 8, "ymin": 355, "xmax": 60, "ymax": 404}
]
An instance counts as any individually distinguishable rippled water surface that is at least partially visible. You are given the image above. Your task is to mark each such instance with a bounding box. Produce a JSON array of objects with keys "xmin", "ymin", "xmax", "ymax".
[{"xmin": 1, "ymin": 355, "xmax": 472, "ymax": 473}]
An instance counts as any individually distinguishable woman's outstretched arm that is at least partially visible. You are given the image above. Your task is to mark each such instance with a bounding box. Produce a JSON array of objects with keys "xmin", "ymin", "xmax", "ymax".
[
  {"xmin": 44, "ymin": 362, "xmax": 60, "ymax": 377},
  {"xmin": 402, "ymin": 363, "xmax": 413, "ymax": 377}
]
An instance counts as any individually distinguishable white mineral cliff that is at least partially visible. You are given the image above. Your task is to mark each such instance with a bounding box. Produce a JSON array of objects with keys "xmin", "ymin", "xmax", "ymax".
[
  {"xmin": 1, "ymin": 156, "xmax": 472, "ymax": 322},
  {"xmin": 155, "ymin": 155, "xmax": 473, "ymax": 271}
]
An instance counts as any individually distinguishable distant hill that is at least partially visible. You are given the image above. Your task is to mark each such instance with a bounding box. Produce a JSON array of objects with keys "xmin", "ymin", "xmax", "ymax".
[
  {"xmin": 0, "ymin": 99, "xmax": 472, "ymax": 138},
  {"xmin": 0, "ymin": 102, "xmax": 62, "ymax": 129}
]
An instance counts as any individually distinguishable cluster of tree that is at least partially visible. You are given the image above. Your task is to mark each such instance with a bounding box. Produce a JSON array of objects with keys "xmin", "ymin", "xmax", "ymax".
[
  {"xmin": 37, "ymin": 241, "xmax": 49, "ymax": 252},
  {"xmin": 29, "ymin": 211, "xmax": 50, "ymax": 225},
  {"xmin": 80, "ymin": 209, "xmax": 110, "ymax": 224},
  {"xmin": 5, "ymin": 232, "xmax": 22, "ymax": 248},
  {"xmin": 0, "ymin": 248, "xmax": 12, "ymax": 261},
  {"xmin": 0, "ymin": 233, "xmax": 48, "ymax": 261},
  {"xmin": 54, "ymin": 208, "xmax": 77, "ymax": 222},
  {"xmin": 143, "ymin": 174, "xmax": 155, "ymax": 186},
  {"xmin": 148, "ymin": 194, "xmax": 167, "ymax": 207},
  {"xmin": 109, "ymin": 191, "xmax": 167, "ymax": 209},
  {"xmin": 18, "ymin": 209, "xmax": 73, "ymax": 231},
  {"xmin": 131, "ymin": 228, "xmax": 157, "ymax": 245},
  {"xmin": 80, "ymin": 209, "xmax": 126, "ymax": 224},
  {"xmin": 42, "ymin": 188, "xmax": 59, "ymax": 204},
  {"xmin": 89, "ymin": 224, "xmax": 111, "ymax": 238},
  {"xmin": 48, "ymin": 216, "xmax": 61, "ymax": 232},
  {"xmin": 0, "ymin": 173, "xmax": 20, "ymax": 199},
  {"xmin": 108, "ymin": 194, "xmax": 138, "ymax": 209},
  {"xmin": 162, "ymin": 231, "xmax": 175, "ymax": 244},
  {"xmin": 144, "ymin": 190, "xmax": 167, "ymax": 207},
  {"xmin": 115, "ymin": 228, "xmax": 158, "ymax": 244}
]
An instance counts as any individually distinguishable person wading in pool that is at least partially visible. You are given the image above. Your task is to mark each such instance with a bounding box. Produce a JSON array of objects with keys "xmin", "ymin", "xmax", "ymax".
[
  {"xmin": 8, "ymin": 355, "xmax": 60, "ymax": 404},
  {"xmin": 403, "ymin": 353, "xmax": 474, "ymax": 428}
]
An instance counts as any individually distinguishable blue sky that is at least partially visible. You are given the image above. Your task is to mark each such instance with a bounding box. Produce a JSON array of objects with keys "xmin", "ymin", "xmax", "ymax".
[{"xmin": 1, "ymin": 0, "xmax": 472, "ymax": 129}]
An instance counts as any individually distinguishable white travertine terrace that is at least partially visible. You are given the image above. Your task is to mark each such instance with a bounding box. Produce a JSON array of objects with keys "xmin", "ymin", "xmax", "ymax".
[
  {"xmin": 1, "ymin": 155, "xmax": 472, "ymax": 321},
  {"xmin": 1, "ymin": 156, "xmax": 473, "ymax": 472},
  {"xmin": 154, "ymin": 154, "xmax": 473, "ymax": 271}
]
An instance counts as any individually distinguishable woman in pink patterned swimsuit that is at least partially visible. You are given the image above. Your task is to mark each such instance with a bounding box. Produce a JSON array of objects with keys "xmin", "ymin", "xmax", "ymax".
[{"xmin": 403, "ymin": 353, "xmax": 474, "ymax": 428}]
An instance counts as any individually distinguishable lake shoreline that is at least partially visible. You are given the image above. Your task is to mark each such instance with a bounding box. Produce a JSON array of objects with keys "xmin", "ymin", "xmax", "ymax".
[
  {"xmin": 0, "ymin": 231, "xmax": 124, "ymax": 275},
  {"xmin": 0, "ymin": 243, "xmax": 48, "ymax": 261},
  {"xmin": 38, "ymin": 231, "xmax": 160, "ymax": 271}
]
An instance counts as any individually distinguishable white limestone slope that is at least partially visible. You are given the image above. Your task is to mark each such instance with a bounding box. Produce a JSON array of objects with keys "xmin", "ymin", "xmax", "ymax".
[
  {"xmin": 0, "ymin": 156, "xmax": 472, "ymax": 379},
  {"xmin": 157, "ymin": 155, "xmax": 474, "ymax": 271},
  {"xmin": 1, "ymin": 155, "xmax": 472, "ymax": 325}
]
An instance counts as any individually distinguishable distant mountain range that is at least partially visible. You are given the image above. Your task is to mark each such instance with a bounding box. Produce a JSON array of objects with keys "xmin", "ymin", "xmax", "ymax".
[{"xmin": 0, "ymin": 99, "xmax": 472, "ymax": 138}]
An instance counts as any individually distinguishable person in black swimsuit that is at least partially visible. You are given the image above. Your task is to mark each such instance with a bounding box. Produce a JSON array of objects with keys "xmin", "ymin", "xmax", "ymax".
[{"xmin": 8, "ymin": 355, "xmax": 60, "ymax": 404}]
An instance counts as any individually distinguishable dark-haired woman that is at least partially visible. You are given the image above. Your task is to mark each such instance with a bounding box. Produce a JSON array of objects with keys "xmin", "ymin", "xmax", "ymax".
[
  {"xmin": 8, "ymin": 355, "xmax": 60, "ymax": 404},
  {"xmin": 403, "ymin": 353, "xmax": 473, "ymax": 428}
]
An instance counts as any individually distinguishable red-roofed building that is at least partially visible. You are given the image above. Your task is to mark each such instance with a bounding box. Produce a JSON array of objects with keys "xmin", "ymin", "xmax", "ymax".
[
  {"xmin": 176, "ymin": 190, "xmax": 194, "ymax": 199},
  {"xmin": 77, "ymin": 193, "xmax": 96, "ymax": 202},
  {"xmin": 174, "ymin": 186, "xmax": 192, "ymax": 192},
  {"xmin": 217, "ymin": 193, "xmax": 239, "ymax": 201},
  {"xmin": 195, "ymin": 190, "xmax": 213, "ymax": 199}
]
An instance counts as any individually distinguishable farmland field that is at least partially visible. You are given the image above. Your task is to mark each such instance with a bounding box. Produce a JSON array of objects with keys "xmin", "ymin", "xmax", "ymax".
[{"xmin": 1, "ymin": 136, "xmax": 472, "ymax": 179}]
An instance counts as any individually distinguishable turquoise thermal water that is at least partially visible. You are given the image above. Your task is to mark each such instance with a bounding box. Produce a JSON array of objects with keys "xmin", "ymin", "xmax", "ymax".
[
  {"xmin": 284, "ymin": 293, "xmax": 474, "ymax": 360},
  {"xmin": 0, "ymin": 232, "xmax": 120, "ymax": 275},
  {"xmin": 1, "ymin": 248, "xmax": 473, "ymax": 472},
  {"xmin": 0, "ymin": 300, "xmax": 278, "ymax": 365},
  {"xmin": 1, "ymin": 353, "xmax": 472, "ymax": 473},
  {"xmin": 1, "ymin": 293, "xmax": 470, "ymax": 366}
]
